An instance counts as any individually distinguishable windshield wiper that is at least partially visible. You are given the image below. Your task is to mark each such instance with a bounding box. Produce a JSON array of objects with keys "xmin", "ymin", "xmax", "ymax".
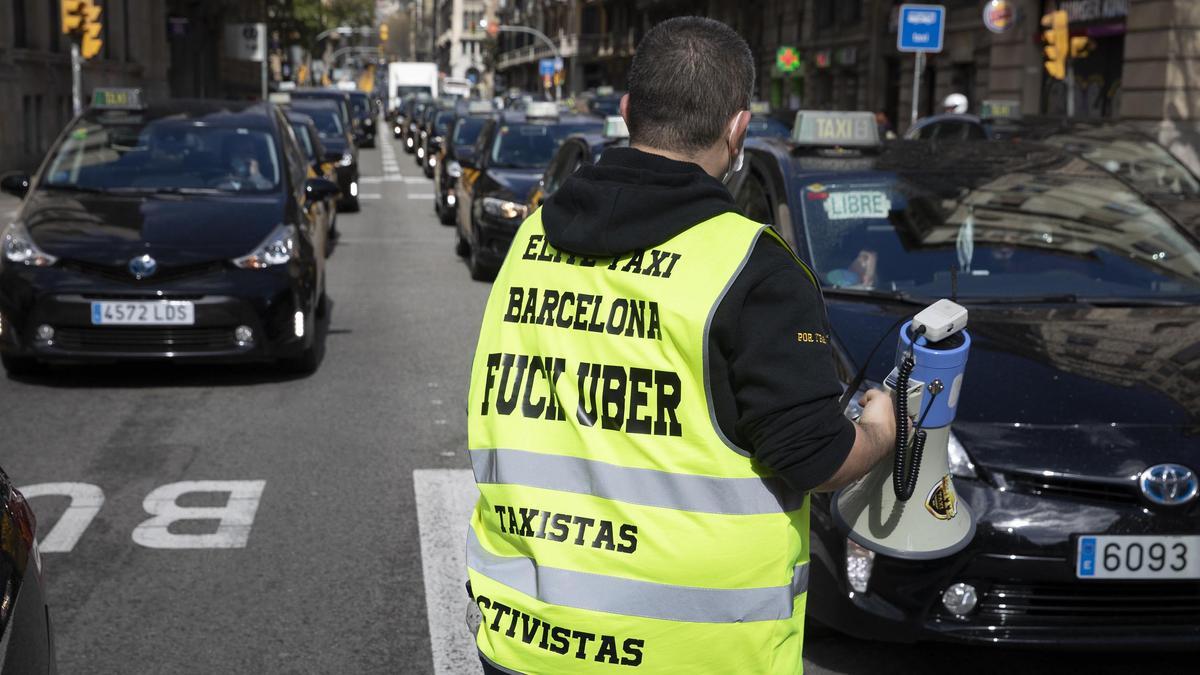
[
  {"xmin": 40, "ymin": 183, "xmax": 110, "ymax": 194},
  {"xmin": 963, "ymin": 294, "xmax": 1197, "ymax": 307},
  {"xmin": 110, "ymin": 186, "xmax": 227, "ymax": 196},
  {"xmin": 821, "ymin": 287, "xmax": 929, "ymax": 305}
]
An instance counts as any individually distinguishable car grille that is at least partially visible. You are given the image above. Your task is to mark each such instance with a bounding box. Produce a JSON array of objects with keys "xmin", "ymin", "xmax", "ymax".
[
  {"xmin": 54, "ymin": 327, "xmax": 237, "ymax": 353},
  {"xmin": 1000, "ymin": 470, "xmax": 1139, "ymax": 506},
  {"xmin": 973, "ymin": 582, "xmax": 1200, "ymax": 626},
  {"xmin": 61, "ymin": 259, "xmax": 226, "ymax": 284}
]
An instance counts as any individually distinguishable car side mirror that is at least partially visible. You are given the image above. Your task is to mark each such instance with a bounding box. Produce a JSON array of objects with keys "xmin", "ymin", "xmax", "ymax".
[
  {"xmin": 0, "ymin": 173, "xmax": 31, "ymax": 199},
  {"xmin": 322, "ymin": 150, "xmax": 343, "ymax": 164},
  {"xmin": 305, "ymin": 177, "xmax": 341, "ymax": 201}
]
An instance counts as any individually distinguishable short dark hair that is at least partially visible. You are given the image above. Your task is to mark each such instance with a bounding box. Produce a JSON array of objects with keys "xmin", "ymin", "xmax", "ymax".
[{"xmin": 625, "ymin": 17, "xmax": 755, "ymax": 154}]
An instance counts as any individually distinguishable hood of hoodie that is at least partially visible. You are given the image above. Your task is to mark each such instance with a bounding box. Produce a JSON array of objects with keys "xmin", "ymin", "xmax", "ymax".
[{"xmin": 540, "ymin": 147, "xmax": 738, "ymax": 257}]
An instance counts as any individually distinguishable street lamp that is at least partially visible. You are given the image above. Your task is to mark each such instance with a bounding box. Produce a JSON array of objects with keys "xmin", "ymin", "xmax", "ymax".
[{"xmin": 483, "ymin": 21, "xmax": 562, "ymax": 101}]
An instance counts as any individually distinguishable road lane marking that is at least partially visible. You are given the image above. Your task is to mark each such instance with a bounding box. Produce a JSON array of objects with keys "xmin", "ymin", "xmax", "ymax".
[
  {"xmin": 132, "ymin": 480, "xmax": 266, "ymax": 549},
  {"xmin": 19, "ymin": 482, "xmax": 105, "ymax": 553},
  {"xmin": 359, "ymin": 194, "xmax": 383, "ymax": 200},
  {"xmin": 408, "ymin": 193, "xmax": 435, "ymax": 199},
  {"xmin": 414, "ymin": 469, "xmax": 482, "ymax": 675}
]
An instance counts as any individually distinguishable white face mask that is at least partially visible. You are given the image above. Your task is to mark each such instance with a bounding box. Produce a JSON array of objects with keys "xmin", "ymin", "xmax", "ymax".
[{"xmin": 722, "ymin": 111, "xmax": 749, "ymax": 185}]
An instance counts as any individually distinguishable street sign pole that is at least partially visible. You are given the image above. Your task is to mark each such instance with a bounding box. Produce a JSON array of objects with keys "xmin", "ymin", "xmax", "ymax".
[
  {"xmin": 71, "ymin": 41, "xmax": 83, "ymax": 115},
  {"xmin": 897, "ymin": 4, "xmax": 946, "ymax": 127},
  {"xmin": 910, "ymin": 50, "xmax": 924, "ymax": 125}
]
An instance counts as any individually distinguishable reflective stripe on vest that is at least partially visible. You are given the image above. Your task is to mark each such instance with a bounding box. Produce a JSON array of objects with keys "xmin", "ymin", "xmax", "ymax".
[
  {"xmin": 467, "ymin": 210, "xmax": 810, "ymax": 673},
  {"xmin": 468, "ymin": 529, "xmax": 810, "ymax": 623}
]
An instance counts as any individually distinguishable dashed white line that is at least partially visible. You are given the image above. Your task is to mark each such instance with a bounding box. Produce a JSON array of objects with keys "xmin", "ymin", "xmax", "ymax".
[
  {"xmin": 415, "ymin": 469, "xmax": 483, "ymax": 675},
  {"xmin": 407, "ymin": 193, "xmax": 435, "ymax": 199}
]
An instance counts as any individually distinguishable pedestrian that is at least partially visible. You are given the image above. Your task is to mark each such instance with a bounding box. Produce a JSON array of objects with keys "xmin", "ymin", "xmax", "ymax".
[{"xmin": 464, "ymin": 16, "xmax": 897, "ymax": 674}]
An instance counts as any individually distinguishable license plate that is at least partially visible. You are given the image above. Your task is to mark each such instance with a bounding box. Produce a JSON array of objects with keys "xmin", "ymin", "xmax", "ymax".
[
  {"xmin": 90, "ymin": 301, "xmax": 195, "ymax": 326},
  {"xmin": 1076, "ymin": 535, "xmax": 1200, "ymax": 580}
]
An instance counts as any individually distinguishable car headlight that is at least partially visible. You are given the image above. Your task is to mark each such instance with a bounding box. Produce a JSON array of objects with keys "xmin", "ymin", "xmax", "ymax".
[
  {"xmin": 408, "ymin": 123, "xmax": 417, "ymax": 132},
  {"xmin": 2, "ymin": 222, "xmax": 57, "ymax": 266},
  {"xmin": 947, "ymin": 430, "xmax": 978, "ymax": 479},
  {"xmin": 337, "ymin": 151, "xmax": 354, "ymax": 167},
  {"xmin": 232, "ymin": 224, "xmax": 296, "ymax": 269},
  {"xmin": 447, "ymin": 160, "xmax": 462, "ymax": 178},
  {"xmin": 483, "ymin": 197, "xmax": 529, "ymax": 221}
]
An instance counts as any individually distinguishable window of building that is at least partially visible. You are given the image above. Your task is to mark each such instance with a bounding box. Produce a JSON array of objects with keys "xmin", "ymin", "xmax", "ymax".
[
  {"xmin": 13, "ymin": 0, "xmax": 28, "ymax": 49},
  {"xmin": 48, "ymin": 0, "xmax": 61, "ymax": 52},
  {"xmin": 815, "ymin": 0, "xmax": 835, "ymax": 29},
  {"xmin": 839, "ymin": 0, "xmax": 862, "ymax": 25},
  {"xmin": 23, "ymin": 96, "xmax": 34, "ymax": 156},
  {"xmin": 124, "ymin": 0, "xmax": 132, "ymax": 61}
]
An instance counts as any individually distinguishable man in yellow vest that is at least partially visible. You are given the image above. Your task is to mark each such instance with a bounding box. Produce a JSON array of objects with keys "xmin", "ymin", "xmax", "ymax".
[{"xmin": 465, "ymin": 16, "xmax": 897, "ymax": 674}]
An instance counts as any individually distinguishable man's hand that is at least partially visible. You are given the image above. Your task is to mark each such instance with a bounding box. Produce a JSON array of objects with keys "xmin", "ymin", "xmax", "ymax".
[{"xmin": 812, "ymin": 388, "xmax": 901, "ymax": 492}]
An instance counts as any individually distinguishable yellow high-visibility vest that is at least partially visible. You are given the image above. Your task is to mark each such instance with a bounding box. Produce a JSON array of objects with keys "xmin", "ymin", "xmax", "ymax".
[{"xmin": 467, "ymin": 209, "xmax": 811, "ymax": 674}]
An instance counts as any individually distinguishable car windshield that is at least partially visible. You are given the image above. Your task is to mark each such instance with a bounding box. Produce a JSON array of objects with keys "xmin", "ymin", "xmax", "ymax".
[
  {"xmin": 435, "ymin": 111, "xmax": 456, "ymax": 136},
  {"xmin": 589, "ymin": 97, "xmax": 621, "ymax": 116},
  {"xmin": 747, "ymin": 116, "xmax": 791, "ymax": 139},
  {"xmin": 797, "ymin": 169, "xmax": 1200, "ymax": 302},
  {"xmin": 289, "ymin": 123, "xmax": 315, "ymax": 159},
  {"xmin": 293, "ymin": 105, "xmax": 343, "ymax": 138},
  {"xmin": 453, "ymin": 117, "xmax": 486, "ymax": 146},
  {"xmin": 349, "ymin": 95, "xmax": 370, "ymax": 118},
  {"xmin": 490, "ymin": 122, "xmax": 601, "ymax": 169},
  {"xmin": 43, "ymin": 117, "xmax": 281, "ymax": 193}
]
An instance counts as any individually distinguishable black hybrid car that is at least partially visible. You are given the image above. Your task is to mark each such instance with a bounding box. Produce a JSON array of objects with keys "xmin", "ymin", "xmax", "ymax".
[
  {"xmin": 434, "ymin": 106, "xmax": 493, "ymax": 226},
  {"xmin": 455, "ymin": 104, "xmax": 602, "ymax": 280},
  {"xmin": 289, "ymin": 98, "xmax": 359, "ymax": 212},
  {"xmin": 730, "ymin": 115, "xmax": 1200, "ymax": 649},
  {"xmin": 0, "ymin": 93, "xmax": 337, "ymax": 375},
  {"xmin": 0, "ymin": 466, "xmax": 56, "ymax": 673},
  {"xmin": 347, "ymin": 90, "xmax": 376, "ymax": 148}
]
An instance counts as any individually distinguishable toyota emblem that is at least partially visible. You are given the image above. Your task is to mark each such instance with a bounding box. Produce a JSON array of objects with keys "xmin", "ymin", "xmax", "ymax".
[
  {"xmin": 128, "ymin": 254, "xmax": 158, "ymax": 280},
  {"xmin": 1138, "ymin": 464, "xmax": 1198, "ymax": 506}
]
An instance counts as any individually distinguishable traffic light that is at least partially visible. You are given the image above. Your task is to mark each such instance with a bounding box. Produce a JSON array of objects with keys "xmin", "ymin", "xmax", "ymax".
[
  {"xmin": 1070, "ymin": 36, "xmax": 1093, "ymax": 59},
  {"xmin": 61, "ymin": 0, "xmax": 84, "ymax": 34},
  {"xmin": 1041, "ymin": 10, "xmax": 1068, "ymax": 81},
  {"xmin": 380, "ymin": 24, "xmax": 389, "ymax": 42},
  {"xmin": 80, "ymin": 0, "xmax": 103, "ymax": 60}
]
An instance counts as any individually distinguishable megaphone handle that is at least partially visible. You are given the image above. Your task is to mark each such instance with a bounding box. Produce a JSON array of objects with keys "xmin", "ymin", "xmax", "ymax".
[{"xmin": 892, "ymin": 352, "xmax": 922, "ymax": 501}]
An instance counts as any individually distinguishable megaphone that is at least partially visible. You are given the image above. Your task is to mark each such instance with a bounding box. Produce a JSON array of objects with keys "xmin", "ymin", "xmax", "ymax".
[{"xmin": 832, "ymin": 299, "xmax": 976, "ymax": 558}]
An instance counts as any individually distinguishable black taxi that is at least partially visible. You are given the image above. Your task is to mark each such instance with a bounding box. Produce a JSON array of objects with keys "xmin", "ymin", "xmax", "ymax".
[
  {"xmin": 526, "ymin": 115, "xmax": 630, "ymax": 211},
  {"xmin": 0, "ymin": 89, "xmax": 338, "ymax": 375},
  {"xmin": 434, "ymin": 101, "xmax": 495, "ymax": 226},
  {"xmin": 730, "ymin": 110, "xmax": 1200, "ymax": 648},
  {"xmin": 454, "ymin": 102, "xmax": 602, "ymax": 280}
]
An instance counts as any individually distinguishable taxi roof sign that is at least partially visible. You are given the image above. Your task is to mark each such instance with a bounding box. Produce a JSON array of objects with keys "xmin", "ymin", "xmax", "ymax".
[
  {"xmin": 524, "ymin": 101, "xmax": 560, "ymax": 120},
  {"xmin": 980, "ymin": 99, "xmax": 1021, "ymax": 120},
  {"xmin": 603, "ymin": 115, "xmax": 629, "ymax": 140},
  {"xmin": 466, "ymin": 100, "xmax": 495, "ymax": 114},
  {"xmin": 268, "ymin": 92, "xmax": 292, "ymax": 104},
  {"xmin": 750, "ymin": 101, "xmax": 771, "ymax": 115},
  {"xmin": 792, "ymin": 110, "xmax": 880, "ymax": 148},
  {"xmin": 91, "ymin": 88, "xmax": 145, "ymax": 111}
]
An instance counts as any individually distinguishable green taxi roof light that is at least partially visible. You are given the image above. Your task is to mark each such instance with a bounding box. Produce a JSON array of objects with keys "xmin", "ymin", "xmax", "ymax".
[
  {"xmin": 792, "ymin": 110, "xmax": 880, "ymax": 148},
  {"xmin": 603, "ymin": 116, "xmax": 629, "ymax": 140},
  {"xmin": 91, "ymin": 88, "xmax": 146, "ymax": 111}
]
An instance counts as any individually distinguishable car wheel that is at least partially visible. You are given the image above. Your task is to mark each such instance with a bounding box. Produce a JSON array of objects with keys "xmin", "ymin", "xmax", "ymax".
[
  {"xmin": 439, "ymin": 201, "xmax": 456, "ymax": 226},
  {"xmin": 468, "ymin": 242, "xmax": 496, "ymax": 282},
  {"xmin": 455, "ymin": 227, "xmax": 470, "ymax": 258},
  {"xmin": 340, "ymin": 196, "xmax": 360, "ymax": 213},
  {"xmin": 281, "ymin": 298, "xmax": 325, "ymax": 375},
  {"xmin": 1, "ymin": 354, "xmax": 43, "ymax": 377},
  {"xmin": 423, "ymin": 163, "xmax": 434, "ymax": 179}
]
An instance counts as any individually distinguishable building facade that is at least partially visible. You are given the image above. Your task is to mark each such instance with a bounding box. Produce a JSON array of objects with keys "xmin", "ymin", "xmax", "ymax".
[
  {"xmin": 0, "ymin": 0, "xmax": 171, "ymax": 173},
  {"xmin": 436, "ymin": 0, "xmax": 488, "ymax": 83}
]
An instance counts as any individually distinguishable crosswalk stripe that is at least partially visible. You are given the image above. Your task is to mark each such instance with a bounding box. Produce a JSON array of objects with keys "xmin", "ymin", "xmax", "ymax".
[{"xmin": 415, "ymin": 469, "xmax": 482, "ymax": 675}]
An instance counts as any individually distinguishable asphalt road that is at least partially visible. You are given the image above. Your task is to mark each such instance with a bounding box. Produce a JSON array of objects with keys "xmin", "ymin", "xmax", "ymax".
[{"xmin": 0, "ymin": 135, "xmax": 1193, "ymax": 674}]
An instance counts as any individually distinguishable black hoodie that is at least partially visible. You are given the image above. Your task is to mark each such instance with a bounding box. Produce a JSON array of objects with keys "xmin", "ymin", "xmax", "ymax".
[{"xmin": 542, "ymin": 147, "xmax": 854, "ymax": 492}]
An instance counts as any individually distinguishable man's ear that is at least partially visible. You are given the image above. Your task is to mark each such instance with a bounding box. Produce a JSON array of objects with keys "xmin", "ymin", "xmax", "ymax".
[
  {"xmin": 731, "ymin": 110, "xmax": 751, "ymax": 147},
  {"xmin": 619, "ymin": 94, "xmax": 631, "ymax": 124}
]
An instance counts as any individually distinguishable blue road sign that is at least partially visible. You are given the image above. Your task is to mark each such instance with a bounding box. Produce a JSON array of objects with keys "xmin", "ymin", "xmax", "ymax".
[
  {"xmin": 898, "ymin": 4, "xmax": 946, "ymax": 53},
  {"xmin": 539, "ymin": 59, "xmax": 555, "ymax": 77}
]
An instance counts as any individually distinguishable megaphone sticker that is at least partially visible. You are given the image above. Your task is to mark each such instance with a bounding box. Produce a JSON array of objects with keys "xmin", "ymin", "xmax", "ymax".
[{"xmin": 925, "ymin": 475, "xmax": 958, "ymax": 520}]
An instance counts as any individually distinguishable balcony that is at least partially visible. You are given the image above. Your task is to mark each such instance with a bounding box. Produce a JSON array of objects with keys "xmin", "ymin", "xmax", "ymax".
[{"xmin": 495, "ymin": 31, "xmax": 638, "ymax": 71}]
